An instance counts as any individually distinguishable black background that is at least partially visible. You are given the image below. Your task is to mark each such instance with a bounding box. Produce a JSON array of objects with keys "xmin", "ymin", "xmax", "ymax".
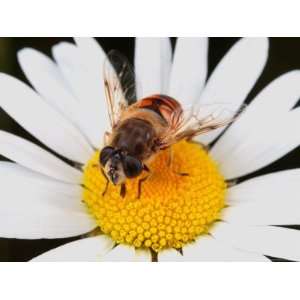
[{"xmin": 0, "ymin": 38, "xmax": 299, "ymax": 261}]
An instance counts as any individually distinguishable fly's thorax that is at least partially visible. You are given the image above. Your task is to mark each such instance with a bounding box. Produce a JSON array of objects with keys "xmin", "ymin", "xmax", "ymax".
[{"xmin": 111, "ymin": 117, "xmax": 159, "ymax": 161}]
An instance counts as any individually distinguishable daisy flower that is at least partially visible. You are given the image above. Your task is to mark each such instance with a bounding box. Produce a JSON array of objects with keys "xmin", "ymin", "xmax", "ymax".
[{"xmin": 0, "ymin": 37, "xmax": 300, "ymax": 261}]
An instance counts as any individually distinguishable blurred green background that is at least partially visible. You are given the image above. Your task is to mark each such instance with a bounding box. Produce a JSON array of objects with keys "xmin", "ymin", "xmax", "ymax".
[{"xmin": 0, "ymin": 38, "xmax": 299, "ymax": 261}]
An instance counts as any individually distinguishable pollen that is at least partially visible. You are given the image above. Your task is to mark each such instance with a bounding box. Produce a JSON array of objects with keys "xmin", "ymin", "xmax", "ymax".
[{"xmin": 82, "ymin": 141, "xmax": 226, "ymax": 252}]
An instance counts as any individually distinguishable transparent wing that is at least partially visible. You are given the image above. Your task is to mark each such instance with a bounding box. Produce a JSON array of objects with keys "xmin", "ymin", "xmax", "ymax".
[
  {"xmin": 103, "ymin": 50, "xmax": 138, "ymax": 129},
  {"xmin": 158, "ymin": 102, "xmax": 246, "ymax": 148}
]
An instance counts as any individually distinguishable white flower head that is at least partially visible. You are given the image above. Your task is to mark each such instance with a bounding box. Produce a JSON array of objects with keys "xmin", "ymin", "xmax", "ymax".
[{"xmin": 0, "ymin": 37, "xmax": 300, "ymax": 261}]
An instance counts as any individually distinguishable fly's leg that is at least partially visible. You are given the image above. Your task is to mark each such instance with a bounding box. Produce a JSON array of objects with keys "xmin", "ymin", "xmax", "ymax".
[
  {"xmin": 167, "ymin": 147, "xmax": 189, "ymax": 176},
  {"xmin": 102, "ymin": 180, "xmax": 109, "ymax": 197},
  {"xmin": 100, "ymin": 168, "xmax": 110, "ymax": 196},
  {"xmin": 120, "ymin": 183, "xmax": 126, "ymax": 198},
  {"xmin": 91, "ymin": 164, "xmax": 110, "ymax": 196},
  {"xmin": 137, "ymin": 165, "xmax": 152, "ymax": 199},
  {"xmin": 137, "ymin": 176, "xmax": 148, "ymax": 199}
]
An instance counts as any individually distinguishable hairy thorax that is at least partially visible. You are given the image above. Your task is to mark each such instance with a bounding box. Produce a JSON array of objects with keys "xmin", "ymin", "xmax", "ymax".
[{"xmin": 111, "ymin": 117, "xmax": 157, "ymax": 161}]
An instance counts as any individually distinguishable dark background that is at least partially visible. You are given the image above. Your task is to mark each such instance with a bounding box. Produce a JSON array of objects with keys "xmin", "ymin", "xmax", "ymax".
[{"xmin": 0, "ymin": 37, "xmax": 299, "ymax": 261}]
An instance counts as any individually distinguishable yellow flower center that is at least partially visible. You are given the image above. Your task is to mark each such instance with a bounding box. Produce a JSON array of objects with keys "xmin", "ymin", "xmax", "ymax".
[{"xmin": 82, "ymin": 141, "xmax": 226, "ymax": 252}]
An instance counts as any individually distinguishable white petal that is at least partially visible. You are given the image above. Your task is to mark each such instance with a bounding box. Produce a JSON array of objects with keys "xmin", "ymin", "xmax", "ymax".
[
  {"xmin": 0, "ymin": 161, "xmax": 81, "ymax": 196},
  {"xmin": 158, "ymin": 249, "xmax": 184, "ymax": 261},
  {"xmin": 101, "ymin": 245, "xmax": 136, "ymax": 261},
  {"xmin": 100, "ymin": 245, "xmax": 151, "ymax": 261},
  {"xmin": 0, "ymin": 162, "xmax": 87, "ymax": 213},
  {"xmin": 211, "ymin": 71, "xmax": 300, "ymax": 179},
  {"xmin": 73, "ymin": 38, "xmax": 109, "ymax": 123},
  {"xmin": 182, "ymin": 235, "xmax": 268, "ymax": 261},
  {"xmin": 227, "ymin": 169, "xmax": 300, "ymax": 205},
  {"xmin": 74, "ymin": 37, "xmax": 106, "ymax": 75},
  {"xmin": 230, "ymin": 71, "xmax": 300, "ymax": 121},
  {"xmin": 212, "ymin": 222, "xmax": 300, "ymax": 261},
  {"xmin": 135, "ymin": 38, "xmax": 172, "ymax": 98},
  {"xmin": 51, "ymin": 42, "xmax": 84, "ymax": 98},
  {"xmin": 0, "ymin": 165, "xmax": 95, "ymax": 239},
  {"xmin": 0, "ymin": 131, "xmax": 82, "ymax": 183},
  {"xmin": 223, "ymin": 203, "xmax": 300, "ymax": 226},
  {"xmin": 169, "ymin": 37, "xmax": 208, "ymax": 108},
  {"xmin": 32, "ymin": 236, "xmax": 114, "ymax": 261},
  {"xmin": 211, "ymin": 107, "xmax": 300, "ymax": 180},
  {"xmin": 0, "ymin": 211, "xmax": 93, "ymax": 239},
  {"xmin": 196, "ymin": 38, "xmax": 269, "ymax": 145},
  {"xmin": 134, "ymin": 249, "xmax": 152, "ymax": 261},
  {"xmin": 52, "ymin": 41, "xmax": 108, "ymax": 147},
  {"xmin": 17, "ymin": 48, "xmax": 97, "ymax": 147},
  {"xmin": 0, "ymin": 73, "xmax": 93, "ymax": 163},
  {"xmin": 18, "ymin": 48, "xmax": 81, "ymax": 122},
  {"xmin": 223, "ymin": 169, "xmax": 300, "ymax": 225}
]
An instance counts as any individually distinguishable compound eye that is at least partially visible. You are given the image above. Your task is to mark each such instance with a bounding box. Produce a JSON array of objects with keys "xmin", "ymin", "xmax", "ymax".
[
  {"xmin": 99, "ymin": 146, "xmax": 114, "ymax": 167},
  {"xmin": 122, "ymin": 155, "xmax": 143, "ymax": 178}
]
